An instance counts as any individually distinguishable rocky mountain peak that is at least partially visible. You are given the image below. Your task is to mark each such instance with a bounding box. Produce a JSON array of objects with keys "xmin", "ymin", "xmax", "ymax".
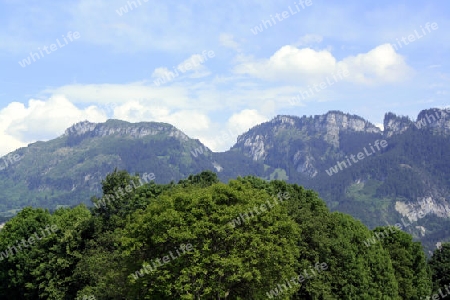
[
  {"xmin": 64, "ymin": 120, "xmax": 97, "ymax": 136},
  {"xmin": 383, "ymin": 112, "xmax": 412, "ymax": 138},
  {"xmin": 234, "ymin": 111, "xmax": 382, "ymax": 165},
  {"xmin": 270, "ymin": 115, "xmax": 297, "ymax": 126},
  {"xmin": 270, "ymin": 111, "xmax": 380, "ymax": 137},
  {"xmin": 319, "ymin": 111, "xmax": 381, "ymax": 147},
  {"xmin": 416, "ymin": 108, "xmax": 450, "ymax": 135},
  {"xmin": 384, "ymin": 108, "xmax": 450, "ymax": 138},
  {"xmin": 63, "ymin": 119, "xmax": 190, "ymax": 141}
]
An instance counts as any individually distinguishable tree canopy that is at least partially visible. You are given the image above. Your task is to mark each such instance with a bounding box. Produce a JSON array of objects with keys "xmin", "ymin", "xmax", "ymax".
[{"xmin": 0, "ymin": 170, "xmax": 444, "ymax": 299}]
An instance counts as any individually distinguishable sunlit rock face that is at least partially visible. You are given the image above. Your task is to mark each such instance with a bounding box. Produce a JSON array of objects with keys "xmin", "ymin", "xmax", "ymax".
[
  {"xmin": 235, "ymin": 111, "xmax": 381, "ymax": 178},
  {"xmin": 64, "ymin": 120, "xmax": 190, "ymax": 141}
]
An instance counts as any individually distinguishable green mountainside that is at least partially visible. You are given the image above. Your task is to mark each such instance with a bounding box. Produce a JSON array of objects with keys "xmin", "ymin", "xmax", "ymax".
[
  {"xmin": 0, "ymin": 119, "xmax": 264, "ymax": 214},
  {"xmin": 0, "ymin": 108, "xmax": 449, "ymax": 254}
]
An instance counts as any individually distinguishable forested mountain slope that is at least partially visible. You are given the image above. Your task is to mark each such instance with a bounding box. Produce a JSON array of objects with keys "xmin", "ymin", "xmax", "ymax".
[{"xmin": 0, "ymin": 108, "xmax": 449, "ymax": 254}]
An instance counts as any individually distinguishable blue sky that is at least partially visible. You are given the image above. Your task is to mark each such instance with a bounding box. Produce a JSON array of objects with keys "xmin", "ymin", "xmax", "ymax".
[{"xmin": 0, "ymin": 0, "xmax": 449, "ymax": 155}]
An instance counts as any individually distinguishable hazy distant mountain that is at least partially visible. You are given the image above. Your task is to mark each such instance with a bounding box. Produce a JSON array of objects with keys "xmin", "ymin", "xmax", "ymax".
[{"xmin": 1, "ymin": 108, "xmax": 449, "ymax": 253}]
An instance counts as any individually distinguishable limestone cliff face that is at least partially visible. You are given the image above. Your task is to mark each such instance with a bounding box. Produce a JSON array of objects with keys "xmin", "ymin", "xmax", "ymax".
[
  {"xmin": 293, "ymin": 151, "xmax": 317, "ymax": 178},
  {"xmin": 319, "ymin": 111, "xmax": 381, "ymax": 147},
  {"xmin": 64, "ymin": 120, "xmax": 190, "ymax": 141},
  {"xmin": 235, "ymin": 111, "xmax": 381, "ymax": 178},
  {"xmin": 383, "ymin": 108, "xmax": 450, "ymax": 138},
  {"xmin": 243, "ymin": 134, "xmax": 267, "ymax": 161},
  {"xmin": 395, "ymin": 196, "xmax": 450, "ymax": 222},
  {"xmin": 416, "ymin": 108, "xmax": 450, "ymax": 134},
  {"xmin": 395, "ymin": 196, "xmax": 450, "ymax": 239},
  {"xmin": 383, "ymin": 112, "xmax": 412, "ymax": 138}
]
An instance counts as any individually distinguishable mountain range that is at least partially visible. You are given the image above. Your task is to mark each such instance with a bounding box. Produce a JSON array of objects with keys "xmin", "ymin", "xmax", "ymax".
[{"xmin": 1, "ymin": 108, "xmax": 449, "ymax": 254}]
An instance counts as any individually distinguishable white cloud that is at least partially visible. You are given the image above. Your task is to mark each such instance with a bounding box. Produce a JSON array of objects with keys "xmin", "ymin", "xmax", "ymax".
[
  {"xmin": 219, "ymin": 33, "xmax": 241, "ymax": 51},
  {"xmin": 151, "ymin": 67, "xmax": 173, "ymax": 79},
  {"xmin": 150, "ymin": 52, "xmax": 214, "ymax": 84},
  {"xmin": 112, "ymin": 100, "xmax": 170, "ymax": 122},
  {"xmin": 177, "ymin": 53, "xmax": 213, "ymax": 78},
  {"xmin": 227, "ymin": 109, "xmax": 268, "ymax": 132},
  {"xmin": 0, "ymin": 96, "xmax": 106, "ymax": 155},
  {"xmin": 338, "ymin": 44, "xmax": 413, "ymax": 85},
  {"xmin": 234, "ymin": 46, "xmax": 336, "ymax": 82},
  {"xmin": 178, "ymin": 54, "xmax": 208, "ymax": 72},
  {"xmin": 42, "ymin": 83, "xmax": 191, "ymax": 109},
  {"xmin": 234, "ymin": 44, "xmax": 413, "ymax": 85},
  {"xmin": 190, "ymin": 109, "xmax": 268, "ymax": 152},
  {"xmin": 164, "ymin": 110, "xmax": 211, "ymax": 132},
  {"xmin": 112, "ymin": 100, "xmax": 211, "ymax": 132},
  {"xmin": 375, "ymin": 123, "xmax": 384, "ymax": 131}
]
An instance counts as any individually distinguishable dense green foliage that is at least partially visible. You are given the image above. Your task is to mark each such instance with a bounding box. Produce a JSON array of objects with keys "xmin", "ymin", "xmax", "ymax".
[
  {"xmin": 429, "ymin": 243, "xmax": 450, "ymax": 290},
  {"xmin": 0, "ymin": 170, "xmax": 445, "ymax": 299}
]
